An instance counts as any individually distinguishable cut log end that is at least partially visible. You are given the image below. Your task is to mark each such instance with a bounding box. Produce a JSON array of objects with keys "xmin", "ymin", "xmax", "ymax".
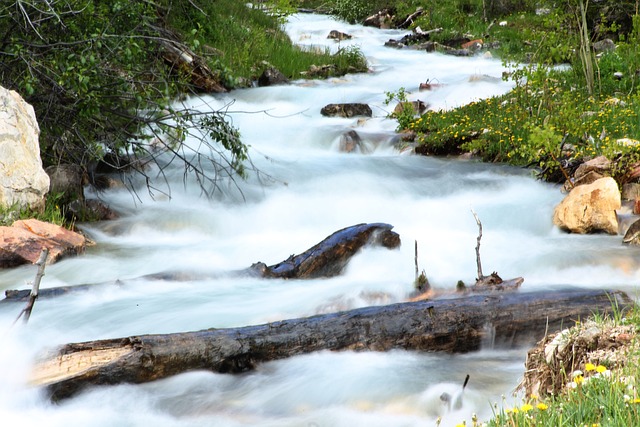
[{"xmin": 30, "ymin": 343, "xmax": 134, "ymax": 387}]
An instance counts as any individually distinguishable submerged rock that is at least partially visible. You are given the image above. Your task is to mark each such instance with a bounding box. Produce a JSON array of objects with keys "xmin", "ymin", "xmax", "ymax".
[
  {"xmin": 320, "ymin": 103, "xmax": 372, "ymax": 118},
  {"xmin": 327, "ymin": 30, "xmax": 351, "ymax": 41}
]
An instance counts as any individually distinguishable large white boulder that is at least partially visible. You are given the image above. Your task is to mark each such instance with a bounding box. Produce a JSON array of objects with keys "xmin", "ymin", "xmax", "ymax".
[
  {"xmin": 553, "ymin": 177, "xmax": 621, "ymax": 234},
  {"xmin": 0, "ymin": 86, "xmax": 49, "ymax": 210}
]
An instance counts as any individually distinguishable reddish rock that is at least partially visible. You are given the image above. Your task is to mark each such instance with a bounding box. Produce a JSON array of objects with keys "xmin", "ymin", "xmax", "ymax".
[
  {"xmin": 0, "ymin": 219, "xmax": 86, "ymax": 267},
  {"xmin": 461, "ymin": 39, "xmax": 483, "ymax": 49}
]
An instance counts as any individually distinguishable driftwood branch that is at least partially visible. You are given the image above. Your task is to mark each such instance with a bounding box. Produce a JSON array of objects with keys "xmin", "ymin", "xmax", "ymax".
[
  {"xmin": 471, "ymin": 209, "xmax": 484, "ymax": 281},
  {"xmin": 13, "ymin": 248, "xmax": 48, "ymax": 325},
  {"xmin": 30, "ymin": 288, "xmax": 632, "ymax": 401}
]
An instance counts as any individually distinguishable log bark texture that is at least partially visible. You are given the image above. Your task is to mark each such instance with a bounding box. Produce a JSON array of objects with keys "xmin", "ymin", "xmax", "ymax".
[
  {"xmin": 246, "ymin": 222, "xmax": 400, "ymax": 279},
  {"xmin": 31, "ymin": 288, "xmax": 632, "ymax": 401}
]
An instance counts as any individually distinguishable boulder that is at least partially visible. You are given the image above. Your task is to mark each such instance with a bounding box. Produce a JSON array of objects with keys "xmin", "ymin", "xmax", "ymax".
[
  {"xmin": 257, "ymin": 67, "xmax": 289, "ymax": 87},
  {"xmin": 621, "ymin": 183, "xmax": 640, "ymax": 201},
  {"xmin": 338, "ymin": 130, "xmax": 370, "ymax": 154},
  {"xmin": 0, "ymin": 219, "xmax": 86, "ymax": 268},
  {"xmin": 327, "ymin": 30, "xmax": 351, "ymax": 41},
  {"xmin": 0, "ymin": 86, "xmax": 50, "ymax": 211},
  {"xmin": 393, "ymin": 100, "xmax": 428, "ymax": 116},
  {"xmin": 593, "ymin": 38, "xmax": 616, "ymax": 53},
  {"xmin": 574, "ymin": 155, "xmax": 611, "ymax": 179},
  {"xmin": 563, "ymin": 170, "xmax": 604, "ymax": 192},
  {"xmin": 563, "ymin": 155, "xmax": 612, "ymax": 192},
  {"xmin": 461, "ymin": 39, "xmax": 483, "ymax": 50},
  {"xmin": 46, "ymin": 164, "xmax": 85, "ymax": 206},
  {"xmin": 320, "ymin": 103, "xmax": 372, "ymax": 118},
  {"xmin": 623, "ymin": 218, "xmax": 640, "ymax": 245},
  {"xmin": 68, "ymin": 199, "xmax": 119, "ymax": 221},
  {"xmin": 552, "ymin": 177, "xmax": 621, "ymax": 234}
]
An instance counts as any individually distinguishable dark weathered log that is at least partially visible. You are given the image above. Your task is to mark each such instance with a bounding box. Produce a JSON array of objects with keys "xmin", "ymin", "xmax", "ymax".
[
  {"xmin": 3, "ymin": 284, "xmax": 93, "ymax": 302},
  {"xmin": 246, "ymin": 222, "xmax": 400, "ymax": 279},
  {"xmin": 2, "ymin": 223, "xmax": 400, "ymax": 302},
  {"xmin": 31, "ymin": 288, "xmax": 633, "ymax": 401}
]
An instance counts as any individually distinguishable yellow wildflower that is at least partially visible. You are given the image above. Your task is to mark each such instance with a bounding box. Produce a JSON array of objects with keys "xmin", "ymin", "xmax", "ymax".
[
  {"xmin": 596, "ymin": 365, "xmax": 607, "ymax": 374},
  {"xmin": 585, "ymin": 363, "xmax": 596, "ymax": 372},
  {"xmin": 521, "ymin": 403, "xmax": 533, "ymax": 412},
  {"xmin": 537, "ymin": 403, "xmax": 548, "ymax": 410}
]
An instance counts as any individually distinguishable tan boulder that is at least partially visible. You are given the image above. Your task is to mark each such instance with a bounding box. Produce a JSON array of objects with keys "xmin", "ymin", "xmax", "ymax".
[
  {"xmin": 0, "ymin": 86, "xmax": 50, "ymax": 211},
  {"xmin": 0, "ymin": 219, "xmax": 86, "ymax": 268},
  {"xmin": 553, "ymin": 177, "xmax": 621, "ymax": 234}
]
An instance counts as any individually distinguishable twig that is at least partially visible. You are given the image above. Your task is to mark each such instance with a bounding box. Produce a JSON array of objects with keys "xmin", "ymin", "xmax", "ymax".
[
  {"xmin": 471, "ymin": 209, "xmax": 484, "ymax": 281},
  {"xmin": 414, "ymin": 240, "xmax": 419, "ymax": 280},
  {"xmin": 13, "ymin": 248, "xmax": 49, "ymax": 325}
]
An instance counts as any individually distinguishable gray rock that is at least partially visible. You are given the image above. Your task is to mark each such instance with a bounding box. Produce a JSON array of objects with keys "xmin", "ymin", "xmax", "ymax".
[
  {"xmin": 321, "ymin": 103, "xmax": 372, "ymax": 118},
  {"xmin": 257, "ymin": 67, "xmax": 289, "ymax": 87}
]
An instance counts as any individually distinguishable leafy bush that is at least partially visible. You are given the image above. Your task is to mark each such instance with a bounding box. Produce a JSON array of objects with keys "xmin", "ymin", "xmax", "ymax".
[{"xmin": 0, "ymin": 0, "xmax": 368, "ymax": 210}]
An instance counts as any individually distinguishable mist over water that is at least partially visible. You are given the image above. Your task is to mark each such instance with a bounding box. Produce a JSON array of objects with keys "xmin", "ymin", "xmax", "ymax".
[{"xmin": 2, "ymin": 12, "xmax": 640, "ymax": 427}]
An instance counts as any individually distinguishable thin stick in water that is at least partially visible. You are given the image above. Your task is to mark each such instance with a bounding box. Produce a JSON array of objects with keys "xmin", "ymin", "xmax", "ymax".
[
  {"xmin": 13, "ymin": 248, "xmax": 49, "ymax": 325},
  {"xmin": 471, "ymin": 209, "xmax": 484, "ymax": 281}
]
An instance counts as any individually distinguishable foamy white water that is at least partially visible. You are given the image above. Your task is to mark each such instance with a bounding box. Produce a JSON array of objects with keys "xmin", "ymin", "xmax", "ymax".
[{"xmin": 1, "ymin": 12, "xmax": 639, "ymax": 427}]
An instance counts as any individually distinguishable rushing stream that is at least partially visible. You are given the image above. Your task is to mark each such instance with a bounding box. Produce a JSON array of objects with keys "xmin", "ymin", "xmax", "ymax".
[{"xmin": 2, "ymin": 12, "xmax": 640, "ymax": 427}]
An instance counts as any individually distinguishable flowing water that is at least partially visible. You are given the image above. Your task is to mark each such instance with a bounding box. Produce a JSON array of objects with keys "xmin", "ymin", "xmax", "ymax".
[{"xmin": 2, "ymin": 13, "xmax": 640, "ymax": 427}]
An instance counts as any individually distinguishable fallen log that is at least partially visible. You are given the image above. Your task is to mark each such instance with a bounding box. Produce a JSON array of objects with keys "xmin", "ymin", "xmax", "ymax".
[
  {"xmin": 2, "ymin": 223, "xmax": 400, "ymax": 302},
  {"xmin": 30, "ymin": 288, "xmax": 633, "ymax": 401},
  {"xmin": 245, "ymin": 222, "xmax": 400, "ymax": 279}
]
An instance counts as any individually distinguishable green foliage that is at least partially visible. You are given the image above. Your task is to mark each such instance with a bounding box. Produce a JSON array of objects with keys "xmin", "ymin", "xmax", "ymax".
[
  {"xmin": 0, "ymin": 0, "xmax": 370, "ymax": 207},
  {"xmin": 0, "ymin": 193, "xmax": 67, "ymax": 228},
  {"xmin": 411, "ymin": 60, "xmax": 640, "ymax": 182},
  {"xmin": 200, "ymin": 113, "xmax": 247, "ymax": 178},
  {"xmin": 331, "ymin": 0, "xmax": 371, "ymax": 24},
  {"xmin": 0, "ymin": 0, "xmax": 253, "ymax": 196},
  {"xmin": 400, "ymin": 1, "xmax": 640, "ymax": 185},
  {"xmin": 300, "ymin": 0, "xmax": 394, "ymax": 23},
  {"xmin": 384, "ymin": 87, "xmax": 416, "ymax": 130},
  {"xmin": 486, "ymin": 312, "xmax": 640, "ymax": 427},
  {"xmin": 164, "ymin": 1, "xmax": 367, "ymax": 82}
]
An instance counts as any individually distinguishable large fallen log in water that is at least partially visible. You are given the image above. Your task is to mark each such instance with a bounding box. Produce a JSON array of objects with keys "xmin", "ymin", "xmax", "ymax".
[{"xmin": 31, "ymin": 288, "xmax": 633, "ymax": 401}]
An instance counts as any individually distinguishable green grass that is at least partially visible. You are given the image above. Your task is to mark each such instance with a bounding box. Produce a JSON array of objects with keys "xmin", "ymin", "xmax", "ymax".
[
  {"xmin": 163, "ymin": 1, "xmax": 368, "ymax": 85},
  {"xmin": 487, "ymin": 321, "xmax": 640, "ymax": 427},
  {"xmin": 0, "ymin": 193, "xmax": 68, "ymax": 228}
]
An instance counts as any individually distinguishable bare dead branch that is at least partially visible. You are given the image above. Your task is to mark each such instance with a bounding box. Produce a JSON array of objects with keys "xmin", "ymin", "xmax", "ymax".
[
  {"xmin": 13, "ymin": 248, "xmax": 49, "ymax": 325},
  {"xmin": 471, "ymin": 209, "xmax": 484, "ymax": 281}
]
